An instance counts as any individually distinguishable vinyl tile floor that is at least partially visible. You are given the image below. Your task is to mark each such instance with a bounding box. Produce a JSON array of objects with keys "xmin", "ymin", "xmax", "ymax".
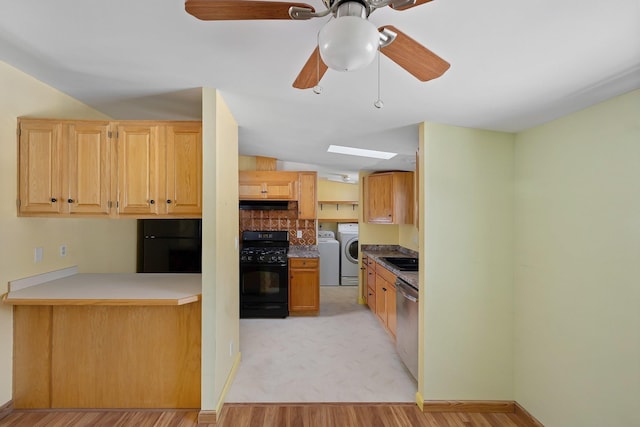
[{"xmin": 226, "ymin": 286, "xmax": 417, "ymax": 403}]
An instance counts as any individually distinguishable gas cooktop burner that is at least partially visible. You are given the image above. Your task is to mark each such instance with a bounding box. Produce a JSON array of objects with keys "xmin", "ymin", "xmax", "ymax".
[
  {"xmin": 241, "ymin": 247, "xmax": 287, "ymax": 255},
  {"xmin": 240, "ymin": 245, "xmax": 288, "ymax": 264}
]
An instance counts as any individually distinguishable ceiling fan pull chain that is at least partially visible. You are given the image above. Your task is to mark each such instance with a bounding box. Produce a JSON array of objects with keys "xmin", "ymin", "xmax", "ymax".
[
  {"xmin": 374, "ymin": 48, "xmax": 384, "ymax": 109},
  {"xmin": 313, "ymin": 30, "xmax": 323, "ymax": 95}
]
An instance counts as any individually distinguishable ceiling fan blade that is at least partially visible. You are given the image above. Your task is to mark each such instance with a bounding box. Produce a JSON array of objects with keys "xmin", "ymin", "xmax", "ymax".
[
  {"xmin": 379, "ymin": 25, "xmax": 450, "ymax": 82},
  {"xmin": 390, "ymin": 0, "xmax": 433, "ymax": 11},
  {"xmin": 293, "ymin": 47, "xmax": 329, "ymax": 89},
  {"xmin": 185, "ymin": 0, "xmax": 315, "ymax": 20}
]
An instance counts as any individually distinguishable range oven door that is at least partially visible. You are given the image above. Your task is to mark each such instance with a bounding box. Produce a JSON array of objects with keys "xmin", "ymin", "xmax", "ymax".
[{"xmin": 240, "ymin": 262, "xmax": 288, "ymax": 318}]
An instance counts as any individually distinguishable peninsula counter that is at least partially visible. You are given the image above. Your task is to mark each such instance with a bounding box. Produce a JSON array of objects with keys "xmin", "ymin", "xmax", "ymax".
[{"xmin": 3, "ymin": 271, "xmax": 201, "ymax": 409}]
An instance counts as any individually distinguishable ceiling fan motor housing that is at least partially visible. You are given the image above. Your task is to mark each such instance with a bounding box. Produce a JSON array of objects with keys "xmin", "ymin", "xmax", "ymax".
[
  {"xmin": 319, "ymin": 1, "xmax": 379, "ymax": 71},
  {"xmin": 329, "ymin": 0, "xmax": 372, "ymax": 18}
]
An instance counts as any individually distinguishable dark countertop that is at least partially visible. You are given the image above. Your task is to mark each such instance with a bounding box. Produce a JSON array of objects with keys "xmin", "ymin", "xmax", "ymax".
[
  {"xmin": 361, "ymin": 245, "xmax": 419, "ymax": 290},
  {"xmin": 288, "ymin": 245, "xmax": 320, "ymax": 258}
]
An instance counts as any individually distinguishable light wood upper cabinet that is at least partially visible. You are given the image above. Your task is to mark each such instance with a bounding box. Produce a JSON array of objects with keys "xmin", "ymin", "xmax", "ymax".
[
  {"xmin": 18, "ymin": 120, "xmax": 63, "ymax": 215},
  {"xmin": 65, "ymin": 122, "xmax": 112, "ymax": 216},
  {"xmin": 165, "ymin": 123, "xmax": 202, "ymax": 215},
  {"xmin": 116, "ymin": 123, "xmax": 163, "ymax": 216},
  {"xmin": 18, "ymin": 119, "xmax": 112, "ymax": 217},
  {"xmin": 297, "ymin": 172, "xmax": 317, "ymax": 219},
  {"xmin": 363, "ymin": 171, "xmax": 414, "ymax": 224},
  {"xmin": 289, "ymin": 257, "xmax": 320, "ymax": 315},
  {"xmin": 239, "ymin": 171, "xmax": 299, "ymax": 200},
  {"xmin": 116, "ymin": 122, "xmax": 202, "ymax": 217},
  {"xmin": 18, "ymin": 118, "xmax": 202, "ymax": 219}
]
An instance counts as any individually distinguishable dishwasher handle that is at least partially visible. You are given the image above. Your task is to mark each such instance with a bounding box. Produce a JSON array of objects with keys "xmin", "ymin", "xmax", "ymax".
[{"xmin": 396, "ymin": 278, "xmax": 418, "ymax": 302}]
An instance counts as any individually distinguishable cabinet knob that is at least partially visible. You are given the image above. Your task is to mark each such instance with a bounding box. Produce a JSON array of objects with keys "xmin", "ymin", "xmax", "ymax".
[
  {"xmin": 67, "ymin": 198, "xmax": 74, "ymax": 203},
  {"xmin": 382, "ymin": 287, "xmax": 387, "ymax": 292},
  {"xmin": 50, "ymin": 198, "xmax": 57, "ymax": 203},
  {"xmin": 150, "ymin": 199, "xmax": 155, "ymax": 205},
  {"xmin": 166, "ymin": 199, "xmax": 172, "ymax": 204}
]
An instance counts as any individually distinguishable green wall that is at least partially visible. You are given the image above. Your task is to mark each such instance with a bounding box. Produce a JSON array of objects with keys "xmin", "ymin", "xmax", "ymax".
[
  {"xmin": 513, "ymin": 89, "xmax": 640, "ymax": 427},
  {"xmin": 420, "ymin": 123, "xmax": 515, "ymax": 400}
]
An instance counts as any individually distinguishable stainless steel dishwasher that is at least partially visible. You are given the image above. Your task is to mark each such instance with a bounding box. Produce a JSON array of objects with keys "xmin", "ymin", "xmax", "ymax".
[{"xmin": 396, "ymin": 277, "xmax": 419, "ymax": 381}]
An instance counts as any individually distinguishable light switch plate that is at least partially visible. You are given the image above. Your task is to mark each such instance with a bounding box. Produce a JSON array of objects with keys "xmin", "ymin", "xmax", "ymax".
[{"xmin": 296, "ymin": 230, "xmax": 302, "ymax": 238}]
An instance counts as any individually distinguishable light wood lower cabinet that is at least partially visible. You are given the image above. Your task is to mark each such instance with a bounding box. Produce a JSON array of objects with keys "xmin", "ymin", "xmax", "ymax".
[
  {"xmin": 289, "ymin": 257, "xmax": 320, "ymax": 315},
  {"xmin": 363, "ymin": 256, "xmax": 376, "ymax": 312},
  {"xmin": 365, "ymin": 258, "xmax": 397, "ymax": 340},
  {"xmin": 13, "ymin": 302, "xmax": 201, "ymax": 409}
]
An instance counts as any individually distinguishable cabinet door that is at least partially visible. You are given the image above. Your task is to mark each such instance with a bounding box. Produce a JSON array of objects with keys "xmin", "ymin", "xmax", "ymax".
[
  {"xmin": 387, "ymin": 283, "xmax": 397, "ymax": 339},
  {"xmin": 238, "ymin": 181, "xmax": 265, "ymax": 199},
  {"xmin": 239, "ymin": 171, "xmax": 298, "ymax": 200},
  {"xmin": 365, "ymin": 173, "xmax": 393, "ymax": 223},
  {"xmin": 166, "ymin": 123, "xmax": 202, "ymax": 215},
  {"xmin": 375, "ymin": 273, "xmax": 388, "ymax": 325},
  {"xmin": 297, "ymin": 172, "xmax": 317, "ymax": 219},
  {"xmin": 116, "ymin": 124, "xmax": 162, "ymax": 215},
  {"xmin": 65, "ymin": 122, "xmax": 111, "ymax": 216},
  {"xmin": 264, "ymin": 179, "xmax": 296, "ymax": 200},
  {"xmin": 365, "ymin": 259, "xmax": 377, "ymax": 311},
  {"xmin": 367, "ymin": 283, "xmax": 376, "ymax": 312},
  {"xmin": 289, "ymin": 258, "xmax": 320, "ymax": 313},
  {"xmin": 18, "ymin": 120, "xmax": 63, "ymax": 215}
]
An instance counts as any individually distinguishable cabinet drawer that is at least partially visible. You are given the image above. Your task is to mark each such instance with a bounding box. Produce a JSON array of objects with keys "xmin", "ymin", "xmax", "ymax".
[
  {"xmin": 289, "ymin": 258, "xmax": 319, "ymax": 269},
  {"xmin": 375, "ymin": 262, "xmax": 397, "ymax": 284}
]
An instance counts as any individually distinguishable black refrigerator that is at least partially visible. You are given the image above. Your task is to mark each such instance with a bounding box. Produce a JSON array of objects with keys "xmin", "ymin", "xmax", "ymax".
[{"xmin": 137, "ymin": 219, "xmax": 202, "ymax": 273}]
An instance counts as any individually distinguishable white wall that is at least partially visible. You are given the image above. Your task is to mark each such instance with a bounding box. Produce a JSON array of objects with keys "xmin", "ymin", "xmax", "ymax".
[
  {"xmin": 0, "ymin": 62, "xmax": 136, "ymax": 406},
  {"xmin": 420, "ymin": 123, "xmax": 515, "ymax": 400},
  {"xmin": 513, "ymin": 89, "xmax": 640, "ymax": 427}
]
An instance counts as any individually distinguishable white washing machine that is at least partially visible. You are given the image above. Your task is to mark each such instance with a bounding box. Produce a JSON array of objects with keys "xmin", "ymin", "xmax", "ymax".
[
  {"xmin": 317, "ymin": 230, "xmax": 340, "ymax": 286},
  {"xmin": 337, "ymin": 223, "xmax": 359, "ymax": 286}
]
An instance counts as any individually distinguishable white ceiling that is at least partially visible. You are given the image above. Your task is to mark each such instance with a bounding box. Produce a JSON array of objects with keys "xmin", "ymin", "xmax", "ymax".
[{"xmin": 1, "ymin": 0, "xmax": 639, "ymax": 179}]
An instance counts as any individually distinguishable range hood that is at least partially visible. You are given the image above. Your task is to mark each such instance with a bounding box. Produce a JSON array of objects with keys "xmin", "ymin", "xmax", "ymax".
[{"xmin": 239, "ymin": 200, "xmax": 290, "ymax": 211}]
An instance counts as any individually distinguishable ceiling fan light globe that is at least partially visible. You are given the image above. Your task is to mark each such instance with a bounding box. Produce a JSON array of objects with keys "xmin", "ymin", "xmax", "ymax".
[{"xmin": 318, "ymin": 16, "xmax": 379, "ymax": 72}]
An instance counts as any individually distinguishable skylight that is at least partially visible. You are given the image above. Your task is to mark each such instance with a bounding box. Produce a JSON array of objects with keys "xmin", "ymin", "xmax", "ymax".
[{"xmin": 327, "ymin": 145, "xmax": 397, "ymax": 160}]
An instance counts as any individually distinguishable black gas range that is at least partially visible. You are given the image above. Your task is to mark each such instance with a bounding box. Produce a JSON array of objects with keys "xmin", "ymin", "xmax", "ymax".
[{"xmin": 239, "ymin": 231, "xmax": 289, "ymax": 318}]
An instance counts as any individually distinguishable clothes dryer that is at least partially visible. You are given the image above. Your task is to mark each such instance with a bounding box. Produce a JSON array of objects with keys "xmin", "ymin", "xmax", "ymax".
[{"xmin": 337, "ymin": 223, "xmax": 359, "ymax": 285}]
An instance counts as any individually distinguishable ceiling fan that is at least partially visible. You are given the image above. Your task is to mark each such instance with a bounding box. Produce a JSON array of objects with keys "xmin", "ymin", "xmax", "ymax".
[{"xmin": 185, "ymin": 0, "xmax": 450, "ymax": 89}]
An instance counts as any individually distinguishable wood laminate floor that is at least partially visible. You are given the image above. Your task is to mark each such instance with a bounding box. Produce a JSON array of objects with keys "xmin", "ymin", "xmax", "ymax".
[{"xmin": 0, "ymin": 404, "xmax": 533, "ymax": 427}]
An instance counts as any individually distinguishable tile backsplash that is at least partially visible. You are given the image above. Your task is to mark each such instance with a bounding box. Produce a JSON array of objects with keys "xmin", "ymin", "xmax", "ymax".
[{"xmin": 239, "ymin": 203, "xmax": 316, "ymax": 245}]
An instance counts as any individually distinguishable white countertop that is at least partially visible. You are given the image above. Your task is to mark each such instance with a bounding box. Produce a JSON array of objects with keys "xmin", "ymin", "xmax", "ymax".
[{"xmin": 3, "ymin": 272, "xmax": 201, "ymax": 306}]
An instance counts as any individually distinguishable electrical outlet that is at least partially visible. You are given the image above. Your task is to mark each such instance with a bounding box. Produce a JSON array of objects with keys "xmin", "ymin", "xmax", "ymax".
[
  {"xmin": 34, "ymin": 247, "xmax": 43, "ymax": 263},
  {"xmin": 296, "ymin": 230, "xmax": 302, "ymax": 238},
  {"xmin": 59, "ymin": 244, "xmax": 67, "ymax": 257}
]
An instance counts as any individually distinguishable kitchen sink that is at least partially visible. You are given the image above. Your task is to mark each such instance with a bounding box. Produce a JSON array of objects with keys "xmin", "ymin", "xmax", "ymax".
[{"xmin": 381, "ymin": 257, "xmax": 419, "ymax": 271}]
